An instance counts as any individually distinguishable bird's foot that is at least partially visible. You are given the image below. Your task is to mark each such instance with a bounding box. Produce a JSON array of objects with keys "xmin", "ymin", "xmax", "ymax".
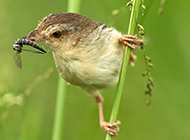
[
  {"xmin": 119, "ymin": 34, "xmax": 143, "ymax": 49},
  {"xmin": 100, "ymin": 120, "xmax": 121, "ymax": 136}
]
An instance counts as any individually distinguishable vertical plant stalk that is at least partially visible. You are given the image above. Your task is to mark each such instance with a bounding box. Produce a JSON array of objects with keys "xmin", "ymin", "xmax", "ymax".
[
  {"xmin": 67, "ymin": 0, "xmax": 82, "ymax": 13},
  {"xmin": 51, "ymin": 0, "xmax": 82, "ymax": 140},
  {"xmin": 105, "ymin": 0, "xmax": 142, "ymax": 139},
  {"xmin": 52, "ymin": 77, "xmax": 67, "ymax": 140}
]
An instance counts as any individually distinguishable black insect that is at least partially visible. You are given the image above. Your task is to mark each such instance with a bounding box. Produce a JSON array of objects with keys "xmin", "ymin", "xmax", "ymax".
[{"xmin": 13, "ymin": 39, "xmax": 46, "ymax": 69}]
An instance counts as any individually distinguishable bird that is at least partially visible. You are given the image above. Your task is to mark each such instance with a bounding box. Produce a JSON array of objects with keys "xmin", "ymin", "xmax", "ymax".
[{"xmin": 22, "ymin": 12, "xmax": 143, "ymax": 136}]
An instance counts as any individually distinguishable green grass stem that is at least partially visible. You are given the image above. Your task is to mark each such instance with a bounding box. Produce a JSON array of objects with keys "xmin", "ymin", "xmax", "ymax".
[
  {"xmin": 52, "ymin": 77, "xmax": 67, "ymax": 140},
  {"xmin": 51, "ymin": 0, "xmax": 82, "ymax": 140},
  {"xmin": 105, "ymin": 0, "xmax": 142, "ymax": 139},
  {"xmin": 67, "ymin": 0, "xmax": 82, "ymax": 13}
]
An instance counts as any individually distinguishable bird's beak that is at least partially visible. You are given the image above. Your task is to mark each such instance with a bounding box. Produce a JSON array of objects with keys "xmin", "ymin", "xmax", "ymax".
[
  {"xmin": 21, "ymin": 30, "xmax": 44, "ymax": 42},
  {"xmin": 20, "ymin": 30, "xmax": 46, "ymax": 53}
]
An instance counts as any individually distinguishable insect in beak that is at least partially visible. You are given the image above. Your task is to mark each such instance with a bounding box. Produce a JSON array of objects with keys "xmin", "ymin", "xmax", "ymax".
[{"xmin": 13, "ymin": 38, "xmax": 46, "ymax": 69}]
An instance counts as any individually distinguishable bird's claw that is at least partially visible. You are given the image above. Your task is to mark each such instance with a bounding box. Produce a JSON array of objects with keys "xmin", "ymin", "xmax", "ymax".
[
  {"xmin": 119, "ymin": 34, "xmax": 143, "ymax": 49},
  {"xmin": 100, "ymin": 120, "xmax": 121, "ymax": 136}
]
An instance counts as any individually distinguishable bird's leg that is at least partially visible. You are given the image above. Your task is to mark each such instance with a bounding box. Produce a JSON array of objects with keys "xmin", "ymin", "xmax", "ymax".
[
  {"xmin": 98, "ymin": 101, "xmax": 121, "ymax": 136},
  {"xmin": 93, "ymin": 91, "xmax": 121, "ymax": 136},
  {"xmin": 129, "ymin": 52, "xmax": 137, "ymax": 66},
  {"xmin": 119, "ymin": 34, "xmax": 143, "ymax": 66}
]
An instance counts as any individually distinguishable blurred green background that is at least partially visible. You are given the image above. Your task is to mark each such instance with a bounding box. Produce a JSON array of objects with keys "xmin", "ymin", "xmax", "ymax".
[{"xmin": 0, "ymin": 0, "xmax": 190, "ymax": 140}]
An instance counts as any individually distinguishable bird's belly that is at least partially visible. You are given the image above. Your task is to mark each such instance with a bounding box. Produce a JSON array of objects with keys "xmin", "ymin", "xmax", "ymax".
[{"xmin": 53, "ymin": 45, "xmax": 123, "ymax": 89}]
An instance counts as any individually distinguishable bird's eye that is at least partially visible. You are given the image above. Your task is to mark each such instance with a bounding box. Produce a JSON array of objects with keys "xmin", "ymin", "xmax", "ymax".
[{"xmin": 52, "ymin": 31, "xmax": 62, "ymax": 38}]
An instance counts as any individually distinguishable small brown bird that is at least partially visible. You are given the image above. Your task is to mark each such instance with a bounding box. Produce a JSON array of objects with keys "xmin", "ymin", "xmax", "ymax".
[{"xmin": 22, "ymin": 13, "xmax": 143, "ymax": 136}]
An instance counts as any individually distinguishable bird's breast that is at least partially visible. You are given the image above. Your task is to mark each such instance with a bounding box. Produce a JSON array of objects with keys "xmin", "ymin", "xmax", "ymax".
[{"xmin": 52, "ymin": 26, "xmax": 123, "ymax": 89}]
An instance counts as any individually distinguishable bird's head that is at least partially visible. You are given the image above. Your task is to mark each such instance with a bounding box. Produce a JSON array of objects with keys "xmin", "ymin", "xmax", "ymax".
[{"xmin": 23, "ymin": 13, "xmax": 101, "ymax": 52}]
